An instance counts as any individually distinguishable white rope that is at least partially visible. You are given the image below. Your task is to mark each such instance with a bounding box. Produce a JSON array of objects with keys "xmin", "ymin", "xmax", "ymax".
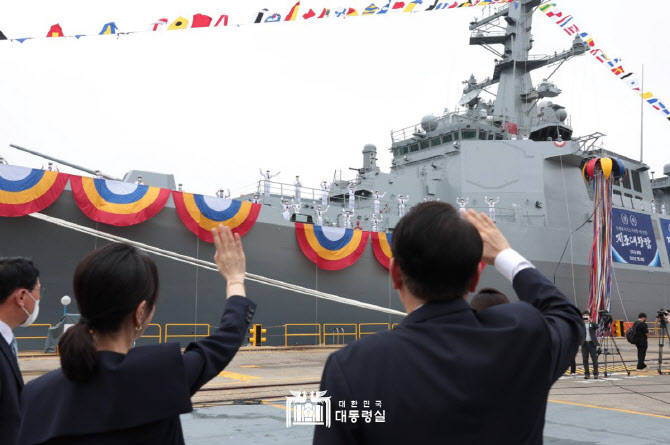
[{"xmin": 27, "ymin": 212, "xmax": 406, "ymax": 317}]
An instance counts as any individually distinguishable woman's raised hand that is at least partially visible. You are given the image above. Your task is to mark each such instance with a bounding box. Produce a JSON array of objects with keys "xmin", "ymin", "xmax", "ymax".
[{"xmin": 211, "ymin": 225, "xmax": 246, "ymax": 297}]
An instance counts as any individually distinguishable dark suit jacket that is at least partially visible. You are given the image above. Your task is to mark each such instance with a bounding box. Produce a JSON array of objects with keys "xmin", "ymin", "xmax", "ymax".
[
  {"xmin": 0, "ymin": 334, "xmax": 24, "ymax": 445},
  {"xmin": 584, "ymin": 322, "xmax": 599, "ymax": 347},
  {"xmin": 314, "ymin": 268, "xmax": 583, "ymax": 444},
  {"xmin": 17, "ymin": 295, "xmax": 255, "ymax": 445}
]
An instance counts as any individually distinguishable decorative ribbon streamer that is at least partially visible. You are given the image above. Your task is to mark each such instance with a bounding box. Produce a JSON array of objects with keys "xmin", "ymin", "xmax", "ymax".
[
  {"xmin": 540, "ymin": 1, "xmax": 670, "ymax": 123},
  {"xmin": 70, "ymin": 176, "xmax": 170, "ymax": 226},
  {"xmin": 172, "ymin": 191, "xmax": 261, "ymax": 242},
  {"xmin": 1, "ymin": 1, "xmax": 516, "ymax": 42},
  {"xmin": 581, "ymin": 157, "xmax": 625, "ymax": 323},
  {"xmin": 295, "ymin": 223, "xmax": 369, "ymax": 270},
  {"xmin": 371, "ymin": 231, "xmax": 393, "ymax": 269},
  {"xmin": 0, "ymin": 165, "xmax": 69, "ymax": 217}
]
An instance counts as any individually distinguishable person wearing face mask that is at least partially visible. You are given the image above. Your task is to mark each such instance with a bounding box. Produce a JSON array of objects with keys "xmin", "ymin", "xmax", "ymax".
[
  {"xmin": 581, "ymin": 311, "xmax": 600, "ymax": 379},
  {"xmin": 17, "ymin": 225, "xmax": 254, "ymax": 445},
  {"xmin": 0, "ymin": 257, "xmax": 41, "ymax": 445}
]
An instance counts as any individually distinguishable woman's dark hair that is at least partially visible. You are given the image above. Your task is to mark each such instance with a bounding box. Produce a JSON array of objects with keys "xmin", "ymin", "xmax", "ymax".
[
  {"xmin": 392, "ymin": 201, "xmax": 482, "ymax": 302},
  {"xmin": 59, "ymin": 243, "xmax": 159, "ymax": 382}
]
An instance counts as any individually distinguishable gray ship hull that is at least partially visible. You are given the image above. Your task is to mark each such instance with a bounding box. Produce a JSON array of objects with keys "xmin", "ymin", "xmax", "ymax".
[{"xmin": 2, "ymin": 187, "xmax": 670, "ymax": 350}]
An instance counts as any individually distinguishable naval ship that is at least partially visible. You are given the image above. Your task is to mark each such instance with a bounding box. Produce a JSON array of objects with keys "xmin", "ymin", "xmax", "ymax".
[{"xmin": 2, "ymin": 0, "xmax": 670, "ymax": 348}]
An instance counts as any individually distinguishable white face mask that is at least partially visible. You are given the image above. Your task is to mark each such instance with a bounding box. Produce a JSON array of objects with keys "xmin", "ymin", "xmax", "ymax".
[{"xmin": 19, "ymin": 290, "xmax": 40, "ymax": 327}]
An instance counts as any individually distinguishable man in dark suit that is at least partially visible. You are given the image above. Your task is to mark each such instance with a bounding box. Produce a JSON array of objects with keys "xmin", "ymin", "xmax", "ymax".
[
  {"xmin": 634, "ymin": 312, "xmax": 649, "ymax": 370},
  {"xmin": 581, "ymin": 311, "xmax": 600, "ymax": 379},
  {"xmin": 313, "ymin": 203, "xmax": 583, "ymax": 444},
  {"xmin": 0, "ymin": 258, "xmax": 41, "ymax": 445}
]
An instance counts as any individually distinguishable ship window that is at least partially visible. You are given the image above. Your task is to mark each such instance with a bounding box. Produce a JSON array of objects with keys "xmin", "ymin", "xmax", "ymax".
[
  {"xmin": 613, "ymin": 189, "xmax": 623, "ymax": 207},
  {"xmin": 479, "ymin": 131, "xmax": 488, "ymax": 140},
  {"xmin": 614, "ymin": 177, "xmax": 620, "ymax": 186},
  {"xmin": 410, "ymin": 143, "xmax": 419, "ymax": 153},
  {"xmin": 442, "ymin": 134, "xmax": 453, "ymax": 143},
  {"xmin": 622, "ymin": 173, "xmax": 631, "ymax": 189},
  {"xmin": 488, "ymin": 133, "xmax": 495, "ymax": 140},
  {"xmin": 632, "ymin": 170, "xmax": 642, "ymax": 192},
  {"xmin": 401, "ymin": 146, "xmax": 409, "ymax": 155},
  {"xmin": 495, "ymin": 133, "xmax": 503, "ymax": 140},
  {"xmin": 420, "ymin": 140, "xmax": 430, "ymax": 150},
  {"xmin": 624, "ymin": 193, "xmax": 633, "ymax": 208},
  {"xmin": 430, "ymin": 137, "xmax": 441, "ymax": 147},
  {"xmin": 453, "ymin": 131, "xmax": 460, "ymax": 141},
  {"xmin": 462, "ymin": 130, "xmax": 477, "ymax": 140}
]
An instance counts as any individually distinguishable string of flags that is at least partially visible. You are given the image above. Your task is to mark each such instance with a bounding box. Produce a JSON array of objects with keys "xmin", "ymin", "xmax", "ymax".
[
  {"xmin": 0, "ymin": 0, "xmax": 518, "ymax": 43},
  {"xmin": 540, "ymin": 2, "xmax": 670, "ymax": 123}
]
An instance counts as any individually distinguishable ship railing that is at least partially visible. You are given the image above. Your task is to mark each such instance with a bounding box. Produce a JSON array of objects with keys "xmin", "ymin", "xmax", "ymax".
[
  {"xmin": 390, "ymin": 110, "xmax": 479, "ymax": 143},
  {"xmin": 358, "ymin": 323, "xmax": 390, "ymax": 337},
  {"xmin": 14, "ymin": 324, "xmax": 52, "ymax": 351},
  {"xmin": 164, "ymin": 323, "xmax": 210, "ymax": 343},
  {"xmin": 141, "ymin": 323, "xmax": 162, "ymax": 344},
  {"xmin": 323, "ymin": 324, "xmax": 358, "ymax": 345},
  {"xmin": 284, "ymin": 323, "xmax": 322, "ymax": 347}
]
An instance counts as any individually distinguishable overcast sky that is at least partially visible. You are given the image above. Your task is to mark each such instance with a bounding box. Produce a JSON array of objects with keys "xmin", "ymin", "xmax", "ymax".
[{"xmin": 0, "ymin": 0, "xmax": 668, "ymax": 196}]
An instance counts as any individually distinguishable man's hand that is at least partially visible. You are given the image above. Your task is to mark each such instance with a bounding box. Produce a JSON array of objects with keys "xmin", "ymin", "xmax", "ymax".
[{"xmin": 462, "ymin": 209, "xmax": 511, "ymax": 265}]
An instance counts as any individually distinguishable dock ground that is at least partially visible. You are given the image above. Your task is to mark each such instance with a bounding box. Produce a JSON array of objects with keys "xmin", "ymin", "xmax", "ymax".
[{"xmin": 18, "ymin": 341, "xmax": 670, "ymax": 443}]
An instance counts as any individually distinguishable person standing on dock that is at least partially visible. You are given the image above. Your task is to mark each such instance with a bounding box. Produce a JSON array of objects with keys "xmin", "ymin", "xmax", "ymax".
[
  {"xmin": 260, "ymin": 169, "xmax": 280, "ymax": 200},
  {"xmin": 581, "ymin": 312, "xmax": 599, "ymax": 379},
  {"xmin": 17, "ymin": 226, "xmax": 255, "ymax": 445},
  {"xmin": 0, "ymin": 258, "xmax": 42, "ymax": 445},
  {"xmin": 314, "ymin": 203, "xmax": 583, "ymax": 444},
  {"xmin": 633, "ymin": 313, "xmax": 649, "ymax": 370}
]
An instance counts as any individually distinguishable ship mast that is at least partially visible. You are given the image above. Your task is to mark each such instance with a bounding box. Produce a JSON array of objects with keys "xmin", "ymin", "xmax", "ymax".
[{"xmin": 467, "ymin": 0, "xmax": 585, "ymax": 138}]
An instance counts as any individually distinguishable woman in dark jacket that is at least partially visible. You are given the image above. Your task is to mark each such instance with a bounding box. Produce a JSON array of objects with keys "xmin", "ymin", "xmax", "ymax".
[{"xmin": 18, "ymin": 225, "xmax": 255, "ymax": 445}]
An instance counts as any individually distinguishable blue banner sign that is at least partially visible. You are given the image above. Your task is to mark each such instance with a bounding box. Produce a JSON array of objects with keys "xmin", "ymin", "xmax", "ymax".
[
  {"xmin": 612, "ymin": 208, "xmax": 661, "ymax": 267},
  {"xmin": 659, "ymin": 218, "xmax": 670, "ymax": 263}
]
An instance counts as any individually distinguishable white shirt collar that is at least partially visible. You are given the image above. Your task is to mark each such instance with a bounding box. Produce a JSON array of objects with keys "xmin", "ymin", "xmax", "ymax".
[{"xmin": 0, "ymin": 319, "xmax": 14, "ymax": 346}]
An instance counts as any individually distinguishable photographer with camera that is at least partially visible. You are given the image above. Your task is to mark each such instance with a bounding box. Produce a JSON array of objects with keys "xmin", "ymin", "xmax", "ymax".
[
  {"xmin": 582, "ymin": 311, "xmax": 599, "ymax": 379},
  {"xmin": 633, "ymin": 313, "xmax": 649, "ymax": 370}
]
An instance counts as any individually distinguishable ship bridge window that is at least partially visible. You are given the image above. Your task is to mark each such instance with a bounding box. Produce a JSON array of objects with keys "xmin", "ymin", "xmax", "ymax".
[
  {"xmin": 410, "ymin": 143, "xmax": 419, "ymax": 153},
  {"xmin": 420, "ymin": 140, "xmax": 430, "ymax": 150},
  {"xmin": 453, "ymin": 131, "xmax": 460, "ymax": 141},
  {"xmin": 488, "ymin": 133, "xmax": 495, "ymax": 140},
  {"xmin": 613, "ymin": 189, "xmax": 623, "ymax": 207},
  {"xmin": 463, "ymin": 129, "xmax": 477, "ymax": 140},
  {"xmin": 614, "ymin": 177, "xmax": 621, "ymax": 186},
  {"xmin": 624, "ymin": 192, "xmax": 634, "ymax": 208},
  {"xmin": 441, "ymin": 133, "xmax": 453, "ymax": 144},
  {"xmin": 632, "ymin": 170, "xmax": 642, "ymax": 192},
  {"xmin": 622, "ymin": 173, "xmax": 631, "ymax": 189},
  {"xmin": 479, "ymin": 131, "xmax": 488, "ymax": 140},
  {"xmin": 430, "ymin": 137, "xmax": 441, "ymax": 147},
  {"xmin": 495, "ymin": 133, "xmax": 503, "ymax": 140}
]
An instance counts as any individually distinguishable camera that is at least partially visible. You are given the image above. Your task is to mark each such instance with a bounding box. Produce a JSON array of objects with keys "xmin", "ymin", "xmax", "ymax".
[
  {"xmin": 598, "ymin": 310, "xmax": 613, "ymax": 328},
  {"xmin": 658, "ymin": 308, "xmax": 669, "ymax": 326}
]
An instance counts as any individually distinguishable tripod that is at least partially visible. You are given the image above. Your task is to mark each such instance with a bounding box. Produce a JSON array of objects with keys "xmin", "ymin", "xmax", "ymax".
[
  {"xmin": 599, "ymin": 327, "xmax": 630, "ymax": 377},
  {"xmin": 656, "ymin": 318, "xmax": 670, "ymax": 375}
]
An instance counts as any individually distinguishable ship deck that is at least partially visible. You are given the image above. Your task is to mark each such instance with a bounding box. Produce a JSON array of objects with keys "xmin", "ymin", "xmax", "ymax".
[{"xmin": 19, "ymin": 343, "xmax": 670, "ymax": 444}]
